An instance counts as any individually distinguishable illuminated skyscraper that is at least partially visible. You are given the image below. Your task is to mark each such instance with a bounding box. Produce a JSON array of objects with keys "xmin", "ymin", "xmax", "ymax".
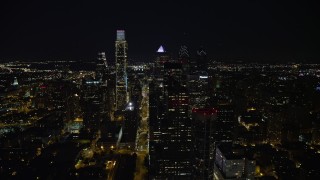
[
  {"xmin": 179, "ymin": 45, "xmax": 190, "ymax": 74},
  {"xmin": 81, "ymin": 78, "xmax": 103, "ymax": 136},
  {"xmin": 188, "ymin": 72, "xmax": 209, "ymax": 109},
  {"xmin": 150, "ymin": 62, "xmax": 193, "ymax": 179},
  {"xmin": 98, "ymin": 52, "xmax": 108, "ymax": 67},
  {"xmin": 179, "ymin": 45, "xmax": 189, "ymax": 64},
  {"xmin": 154, "ymin": 45, "xmax": 169, "ymax": 79},
  {"xmin": 189, "ymin": 47, "xmax": 207, "ymax": 73},
  {"xmin": 115, "ymin": 30, "xmax": 128, "ymax": 110},
  {"xmin": 96, "ymin": 52, "xmax": 108, "ymax": 81}
]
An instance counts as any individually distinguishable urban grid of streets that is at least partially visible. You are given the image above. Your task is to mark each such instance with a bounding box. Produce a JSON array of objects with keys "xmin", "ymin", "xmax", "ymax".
[{"xmin": 135, "ymin": 81, "xmax": 149, "ymax": 180}]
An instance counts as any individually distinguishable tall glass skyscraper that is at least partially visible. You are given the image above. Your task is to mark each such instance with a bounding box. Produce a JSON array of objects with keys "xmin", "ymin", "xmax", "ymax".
[
  {"xmin": 115, "ymin": 30, "xmax": 128, "ymax": 110},
  {"xmin": 150, "ymin": 59, "xmax": 193, "ymax": 179}
]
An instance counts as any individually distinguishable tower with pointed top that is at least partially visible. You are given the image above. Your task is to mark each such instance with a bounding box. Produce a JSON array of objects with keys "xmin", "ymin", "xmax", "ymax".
[
  {"xmin": 154, "ymin": 45, "xmax": 169, "ymax": 78},
  {"xmin": 115, "ymin": 30, "xmax": 128, "ymax": 110},
  {"xmin": 149, "ymin": 46, "xmax": 193, "ymax": 179},
  {"xmin": 196, "ymin": 47, "xmax": 207, "ymax": 71},
  {"xmin": 179, "ymin": 45, "xmax": 190, "ymax": 74},
  {"xmin": 179, "ymin": 45, "xmax": 189, "ymax": 61}
]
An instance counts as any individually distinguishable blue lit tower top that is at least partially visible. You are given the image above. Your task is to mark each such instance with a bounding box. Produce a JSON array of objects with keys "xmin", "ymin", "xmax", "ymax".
[{"xmin": 117, "ymin": 30, "xmax": 125, "ymax": 41}]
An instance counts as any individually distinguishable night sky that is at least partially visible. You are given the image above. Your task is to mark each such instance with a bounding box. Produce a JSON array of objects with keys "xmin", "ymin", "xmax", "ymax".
[{"xmin": 0, "ymin": 0, "xmax": 319, "ymax": 62}]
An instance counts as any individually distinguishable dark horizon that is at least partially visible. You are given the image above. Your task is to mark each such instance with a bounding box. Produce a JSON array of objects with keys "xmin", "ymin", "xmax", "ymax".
[{"xmin": 0, "ymin": 1, "xmax": 319, "ymax": 62}]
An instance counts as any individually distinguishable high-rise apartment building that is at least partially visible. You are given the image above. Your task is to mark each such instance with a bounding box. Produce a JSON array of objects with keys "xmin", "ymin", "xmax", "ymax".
[
  {"xmin": 214, "ymin": 143, "xmax": 255, "ymax": 180},
  {"xmin": 214, "ymin": 104, "xmax": 235, "ymax": 144}
]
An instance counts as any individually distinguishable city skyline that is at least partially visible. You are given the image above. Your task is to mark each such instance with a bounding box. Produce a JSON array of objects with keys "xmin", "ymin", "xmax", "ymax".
[
  {"xmin": 1, "ymin": 2, "xmax": 320, "ymax": 179},
  {"xmin": 0, "ymin": 1, "xmax": 319, "ymax": 62},
  {"xmin": 1, "ymin": 52, "xmax": 320, "ymax": 179}
]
